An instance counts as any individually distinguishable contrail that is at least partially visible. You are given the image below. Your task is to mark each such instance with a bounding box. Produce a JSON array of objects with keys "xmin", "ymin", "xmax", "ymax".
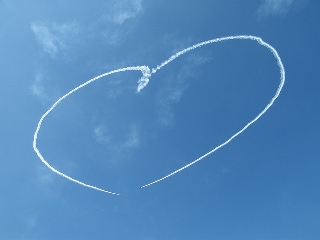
[
  {"xmin": 139, "ymin": 35, "xmax": 285, "ymax": 189},
  {"xmin": 33, "ymin": 35, "xmax": 285, "ymax": 195},
  {"xmin": 33, "ymin": 66, "xmax": 151, "ymax": 196}
]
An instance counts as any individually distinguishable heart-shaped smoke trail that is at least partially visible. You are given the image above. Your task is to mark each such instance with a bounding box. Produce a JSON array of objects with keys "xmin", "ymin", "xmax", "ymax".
[{"xmin": 33, "ymin": 35, "xmax": 285, "ymax": 196}]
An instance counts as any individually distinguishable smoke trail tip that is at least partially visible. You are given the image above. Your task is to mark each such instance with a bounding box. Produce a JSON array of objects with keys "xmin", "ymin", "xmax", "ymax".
[
  {"xmin": 111, "ymin": 192, "xmax": 121, "ymax": 196},
  {"xmin": 137, "ymin": 66, "xmax": 151, "ymax": 92},
  {"xmin": 137, "ymin": 77, "xmax": 149, "ymax": 92}
]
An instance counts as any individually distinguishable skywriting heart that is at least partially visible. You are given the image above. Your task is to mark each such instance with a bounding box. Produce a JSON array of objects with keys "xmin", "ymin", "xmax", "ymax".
[{"xmin": 33, "ymin": 35, "xmax": 285, "ymax": 196}]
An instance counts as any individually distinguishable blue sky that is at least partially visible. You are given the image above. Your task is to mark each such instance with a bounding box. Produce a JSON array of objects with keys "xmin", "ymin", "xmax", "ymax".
[{"xmin": 1, "ymin": 0, "xmax": 319, "ymax": 239}]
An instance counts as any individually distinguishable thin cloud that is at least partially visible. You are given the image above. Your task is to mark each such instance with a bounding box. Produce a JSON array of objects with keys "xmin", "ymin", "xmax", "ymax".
[
  {"xmin": 20, "ymin": 216, "xmax": 37, "ymax": 239},
  {"xmin": 93, "ymin": 123, "xmax": 139, "ymax": 150},
  {"xmin": 29, "ymin": 72, "xmax": 59, "ymax": 103},
  {"xmin": 156, "ymin": 86, "xmax": 183, "ymax": 126},
  {"xmin": 37, "ymin": 165, "xmax": 54, "ymax": 185},
  {"xmin": 31, "ymin": 23, "xmax": 62, "ymax": 58},
  {"xmin": 99, "ymin": 0, "xmax": 144, "ymax": 44},
  {"xmin": 25, "ymin": 217, "xmax": 37, "ymax": 229},
  {"xmin": 93, "ymin": 125, "xmax": 111, "ymax": 144},
  {"xmin": 53, "ymin": 22, "xmax": 80, "ymax": 36},
  {"xmin": 109, "ymin": 0, "xmax": 144, "ymax": 25},
  {"xmin": 30, "ymin": 72, "xmax": 48, "ymax": 101},
  {"xmin": 91, "ymin": 123, "xmax": 140, "ymax": 168},
  {"xmin": 2, "ymin": 0, "xmax": 16, "ymax": 10},
  {"xmin": 257, "ymin": 0, "xmax": 308, "ymax": 18},
  {"xmin": 123, "ymin": 125, "xmax": 139, "ymax": 148},
  {"xmin": 31, "ymin": 22, "xmax": 80, "ymax": 58},
  {"xmin": 35, "ymin": 164, "xmax": 62, "ymax": 198},
  {"xmin": 38, "ymin": 172, "xmax": 53, "ymax": 186},
  {"xmin": 30, "ymin": 84, "xmax": 45, "ymax": 99},
  {"xmin": 156, "ymin": 52, "xmax": 211, "ymax": 126}
]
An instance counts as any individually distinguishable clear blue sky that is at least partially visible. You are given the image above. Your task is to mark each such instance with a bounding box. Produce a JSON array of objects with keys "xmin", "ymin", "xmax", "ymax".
[{"xmin": 1, "ymin": 0, "xmax": 319, "ymax": 239}]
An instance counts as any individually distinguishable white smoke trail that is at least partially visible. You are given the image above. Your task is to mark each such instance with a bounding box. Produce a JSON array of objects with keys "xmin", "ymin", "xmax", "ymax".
[
  {"xmin": 33, "ymin": 35, "xmax": 284, "ymax": 195},
  {"xmin": 139, "ymin": 35, "xmax": 285, "ymax": 189},
  {"xmin": 33, "ymin": 66, "xmax": 151, "ymax": 196}
]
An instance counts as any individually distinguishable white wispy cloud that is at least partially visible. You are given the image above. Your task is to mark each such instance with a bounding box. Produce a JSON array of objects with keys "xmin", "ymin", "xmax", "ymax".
[
  {"xmin": 37, "ymin": 165, "xmax": 54, "ymax": 185},
  {"xmin": 156, "ymin": 86, "xmax": 183, "ymax": 126},
  {"xmin": 93, "ymin": 125, "xmax": 111, "ymax": 144},
  {"xmin": 106, "ymin": 0, "xmax": 144, "ymax": 25},
  {"xmin": 89, "ymin": 122, "xmax": 140, "ymax": 166},
  {"xmin": 35, "ymin": 164, "xmax": 63, "ymax": 198},
  {"xmin": 93, "ymin": 123, "xmax": 140, "ymax": 151},
  {"xmin": 113, "ymin": 0, "xmax": 143, "ymax": 24},
  {"xmin": 123, "ymin": 124, "xmax": 139, "ymax": 148},
  {"xmin": 156, "ymin": 52, "xmax": 211, "ymax": 126},
  {"xmin": 53, "ymin": 22, "xmax": 80, "ymax": 36},
  {"xmin": 31, "ymin": 22, "xmax": 80, "ymax": 58},
  {"xmin": 30, "ymin": 72, "xmax": 48, "ymax": 101},
  {"xmin": 29, "ymin": 71, "xmax": 61, "ymax": 103},
  {"xmin": 99, "ymin": 0, "xmax": 144, "ymax": 44},
  {"xmin": 31, "ymin": 23, "xmax": 62, "ymax": 58},
  {"xmin": 25, "ymin": 217, "xmax": 37, "ymax": 229},
  {"xmin": 257, "ymin": 0, "xmax": 308, "ymax": 18},
  {"xmin": 2, "ymin": 0, "xmax": 15, "ymax": 10}
]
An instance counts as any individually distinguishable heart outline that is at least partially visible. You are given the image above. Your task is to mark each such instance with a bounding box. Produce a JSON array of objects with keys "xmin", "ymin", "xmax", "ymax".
[{"xmin": 33, "ymin": 35, "xmax": 285, "ymax": 195}]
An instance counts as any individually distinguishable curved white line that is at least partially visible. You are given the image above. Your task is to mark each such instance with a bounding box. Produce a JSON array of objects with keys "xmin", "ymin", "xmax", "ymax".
[
  {"xmin": 139, "ymin": 35, "xmax": 285, "ymax": 189},
  {"xmin": 33, "ymin": 35, "xmax": 285, "ymax": 195},
  {"xmin": 33, "ymin": 66, "xmax": 151, "ymax": 196}
]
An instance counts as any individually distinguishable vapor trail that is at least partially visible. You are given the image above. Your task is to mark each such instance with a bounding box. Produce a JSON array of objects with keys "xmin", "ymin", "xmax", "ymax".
[
  {"xmin": 139, "ymin": 35, "xmax": 285, "ymax": 189},
  {"xmin": 33, "ymin": 35, "xmax": 284, "ymax": 195},
  {"xmin": 33, "ymin": 66, "xmax": 151, "ymax": 196}
]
